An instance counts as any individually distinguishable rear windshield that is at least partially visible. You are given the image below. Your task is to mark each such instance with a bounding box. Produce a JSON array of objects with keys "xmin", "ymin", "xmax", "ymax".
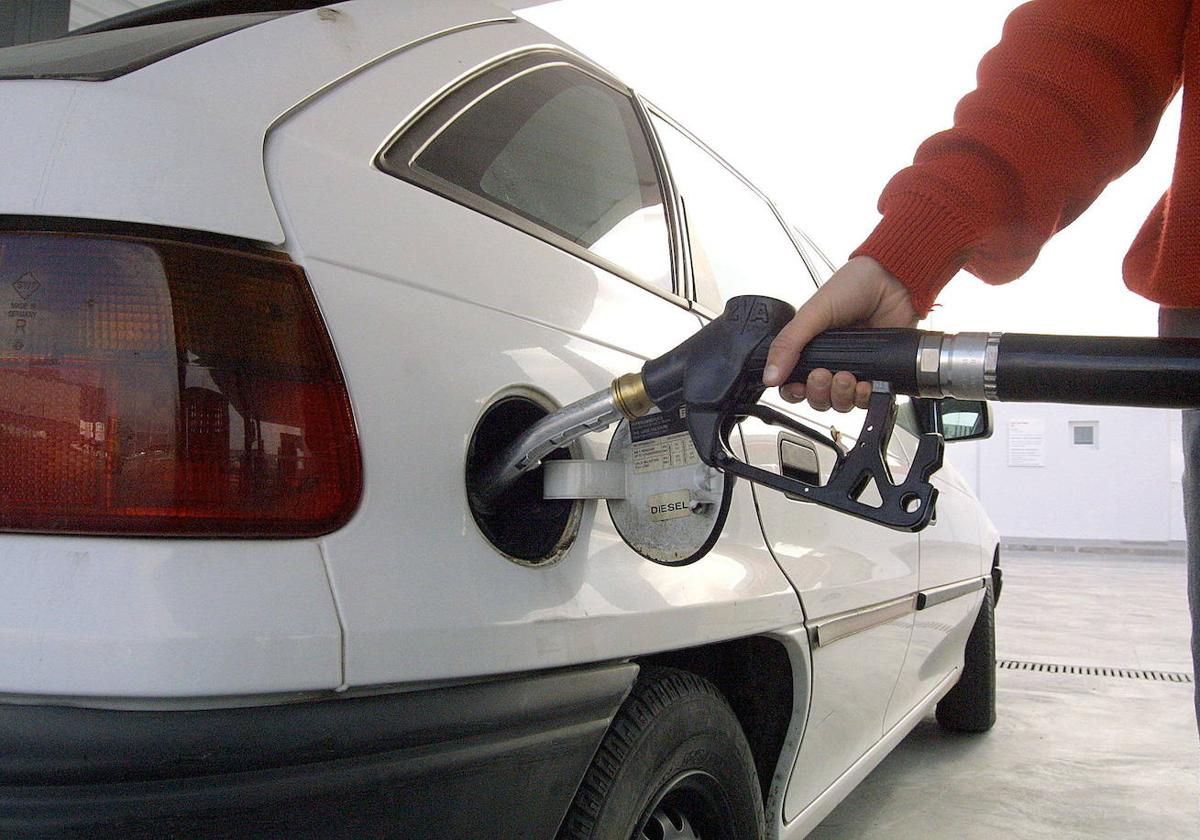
[{"xmin": 0, "ymin": 12, "xmax": 290, "ymax": 81}]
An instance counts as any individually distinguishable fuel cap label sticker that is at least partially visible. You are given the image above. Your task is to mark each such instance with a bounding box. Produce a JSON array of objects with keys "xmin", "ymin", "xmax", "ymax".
[
  {"xmin": 629, "ymin": 406, "xmax": 688, "ymax": 443},
  {"xmin": 631, "ymin": 432, "xmax": 700, "ymax": 474},
  {"xmin": 648, "ymin": 490, "xmax": 692, "ymax": 522}
]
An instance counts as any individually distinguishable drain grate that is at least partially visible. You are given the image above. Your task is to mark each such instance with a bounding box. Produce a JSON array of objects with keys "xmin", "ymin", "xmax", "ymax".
[{"xmin": 998, "ymin": 659, "xmax": 1193, "ymax": 684}]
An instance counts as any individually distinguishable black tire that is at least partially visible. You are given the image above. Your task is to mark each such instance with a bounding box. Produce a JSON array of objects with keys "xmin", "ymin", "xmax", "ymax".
[
  {"xmin": 936, "ymin": 579, "xmax": 997, "ymax": 733},
  {"xmin": 557, "ymin": 667, "xmax": 765, "ymax": 840}
]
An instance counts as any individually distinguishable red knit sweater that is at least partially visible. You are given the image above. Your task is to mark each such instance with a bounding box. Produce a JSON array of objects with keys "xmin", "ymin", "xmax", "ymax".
[{"xmin": 853, "ymin": 0, "xmax": 1200, "ymax": 316}]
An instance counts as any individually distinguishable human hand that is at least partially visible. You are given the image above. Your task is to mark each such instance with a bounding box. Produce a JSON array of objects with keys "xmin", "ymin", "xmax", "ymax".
[{"xmin": 762, "ymin": 256, "xmax": 918, "ymax": 411}]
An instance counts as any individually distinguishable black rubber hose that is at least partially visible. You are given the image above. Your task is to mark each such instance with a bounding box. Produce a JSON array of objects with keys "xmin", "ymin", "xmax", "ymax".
[{"xmin": 996, "ymin": 334, "xmax": 1200, "ymax": 408}]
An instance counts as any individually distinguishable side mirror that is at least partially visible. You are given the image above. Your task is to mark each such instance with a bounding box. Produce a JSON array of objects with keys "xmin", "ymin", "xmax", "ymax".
[{"xmin": 914, "ymin": 398, "xmax": 993, "ymax": 443}]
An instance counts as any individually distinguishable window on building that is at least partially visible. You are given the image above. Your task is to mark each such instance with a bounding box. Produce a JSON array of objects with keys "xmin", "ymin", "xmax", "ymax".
[{"xmin": 1070, "ymin": 421, "xmax": 1099, "ymax": 449}]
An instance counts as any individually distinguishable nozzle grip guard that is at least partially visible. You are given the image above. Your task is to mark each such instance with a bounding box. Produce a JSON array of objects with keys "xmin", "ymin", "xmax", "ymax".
[{"xmin": 641, "ymin": 295, "xmax": 943, "ymax": 533}]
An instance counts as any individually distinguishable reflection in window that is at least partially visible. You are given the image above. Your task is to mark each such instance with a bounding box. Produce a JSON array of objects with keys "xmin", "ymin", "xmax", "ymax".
[{"xmin": 413, "ymin": 65, "xmax": 672, "ymax": 292}]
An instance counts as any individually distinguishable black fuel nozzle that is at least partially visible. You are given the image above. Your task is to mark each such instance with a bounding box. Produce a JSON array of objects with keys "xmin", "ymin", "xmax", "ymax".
[
  {"xmin": 641, "ymin": 296, "xmax": 925, "ymax": 414},
  {"xmin": 640, "ymin": 296, "xmax": 939, "ymax": 532}
]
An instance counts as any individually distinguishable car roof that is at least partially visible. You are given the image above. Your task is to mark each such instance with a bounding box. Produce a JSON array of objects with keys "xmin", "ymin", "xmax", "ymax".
[
  {"xmin": 0, "ymin": 12, "xmax": 297, "ymax": 81},
  {"xmin": 0, "ymin": 0, "xmax": 525, "ymax": 243},
  {"xmin": 71, "ymin": 0, "xmax": 552, "ymax": 35}
]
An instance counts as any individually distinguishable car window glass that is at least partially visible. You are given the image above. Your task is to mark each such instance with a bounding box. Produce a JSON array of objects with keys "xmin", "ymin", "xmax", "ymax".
[
  {"xmin": 895, "ymin": 396, "xmax": 919, "ymax": 436},
  {"xmin": 650, "ymin": 115, "xmax": 814, "ymax": 307},
  {"xmin": 410, "ymin": 64, "xmax": 672, "ymax": 293}
]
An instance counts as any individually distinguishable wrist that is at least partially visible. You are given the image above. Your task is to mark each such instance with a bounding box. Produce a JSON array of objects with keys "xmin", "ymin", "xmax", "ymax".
[{"xmin": 852, "ymin": 195, "xmax": 973, "ymax": 316}]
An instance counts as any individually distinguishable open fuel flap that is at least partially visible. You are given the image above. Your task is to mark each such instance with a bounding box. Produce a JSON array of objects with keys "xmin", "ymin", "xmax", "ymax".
[{"xmin": 543, "ymin": 406, "xmax": 732, "ymax": 566}]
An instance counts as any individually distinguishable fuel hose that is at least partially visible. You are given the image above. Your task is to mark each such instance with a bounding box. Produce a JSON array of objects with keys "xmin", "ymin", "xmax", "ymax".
[
  {"xmin": 742, "ymin": 329, "xmax": 1200, "ymax": 410},
  {"xmin": 990, "ymin": 334, "xmax": 1200, "ymax": 408}
]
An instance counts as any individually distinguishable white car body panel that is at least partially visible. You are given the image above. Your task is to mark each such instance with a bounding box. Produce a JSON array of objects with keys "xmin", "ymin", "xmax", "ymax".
[
  {"xmin": 886, "ymin": 461, "xmax": 987, "ymax": 729},
  {"xmin": 0, "ymin": 536, "xmax": 341, "ymax": 699},
  {"xmin": 780, "ymin": 668, "xmax": 961, "ymax": 839},
  {"xmin": 739, "ymin": 405, "xmax": 920, "ymax": 818}
]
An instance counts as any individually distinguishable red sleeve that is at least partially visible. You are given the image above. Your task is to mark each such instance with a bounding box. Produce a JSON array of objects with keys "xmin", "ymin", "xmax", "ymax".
[{"xmin": 851, "ymin": 0, "xmax": 1188, "ymax": 315}]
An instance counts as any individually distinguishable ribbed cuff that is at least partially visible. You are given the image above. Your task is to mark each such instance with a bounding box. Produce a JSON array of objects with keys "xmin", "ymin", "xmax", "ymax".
[{"xmin": 851, "ymin": 194, "xmax": 975, "ymax": 317}]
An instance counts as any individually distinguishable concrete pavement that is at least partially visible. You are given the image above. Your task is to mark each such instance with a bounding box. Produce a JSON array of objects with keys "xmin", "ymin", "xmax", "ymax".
[{"xmin": 809, "ymin": 549, "xmax": 1198, "ymax": 839}]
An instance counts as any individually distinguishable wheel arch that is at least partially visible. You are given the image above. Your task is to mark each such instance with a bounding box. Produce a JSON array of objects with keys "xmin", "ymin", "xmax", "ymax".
[
  {"xmin": 990, "ymin": 544, "xmax": 1003, "ymax": 605},
  {"xmin": 635, "ymin": 635, "xmax": 795, "ymax": 803}
]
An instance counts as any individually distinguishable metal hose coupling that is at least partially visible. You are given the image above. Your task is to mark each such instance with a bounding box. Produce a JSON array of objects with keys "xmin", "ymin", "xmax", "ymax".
[
  {"xmin": 611, "ymin": 372, "xmax": 654, "ymax": 419},
  {"xmin": 915, "ymin": 332, "xmax": 1003, "ymax": 401}
]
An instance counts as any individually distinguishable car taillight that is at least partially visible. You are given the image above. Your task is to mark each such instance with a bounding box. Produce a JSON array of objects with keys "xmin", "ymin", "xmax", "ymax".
[{"xmin": 0, "ymin": 231, "xmax": 361, "ymax": 536}]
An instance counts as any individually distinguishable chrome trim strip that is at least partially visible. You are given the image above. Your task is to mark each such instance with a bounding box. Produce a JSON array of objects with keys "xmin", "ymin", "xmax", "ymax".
[
  {"xmin": 406, "ymin": 62, "xmax": 574, "ymax": 164},
  {"xmin": 633, "ymin": 92, "xmax": 689, "ymax": 303},
  {"xmin": 642, "ymin": 102, "xmax": 820, "ymax": 310},
  {"xmin": 809, "ymin": 594, "xmax": 917, "ymax": 648},
  {"xmin": 270, "ymin": 18, "xmax": 518, "ymax": 142},
  {"xmin": 372, "ymin": 45, "xmax": 617, "ymax": 163},
  {"xmin": 916, "ymin": 576, "xmax": 985, "ymax": 611}
]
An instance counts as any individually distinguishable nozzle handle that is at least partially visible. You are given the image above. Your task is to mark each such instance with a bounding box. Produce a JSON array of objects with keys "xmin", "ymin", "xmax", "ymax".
[
  {"xmin": 642, "ymin": 295, "xmax": 925, "ymax": 412},
  {"xmin": 751, "ymin": 328, "xmax": 924, "ymax": 393}
]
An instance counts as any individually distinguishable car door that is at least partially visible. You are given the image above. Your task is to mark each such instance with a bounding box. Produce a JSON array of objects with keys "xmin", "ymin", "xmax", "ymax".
[
  {"xmin": 263, "ymin": 24, "xmax": 802, "ymax": 689},
  {"xmin": 884, "ymin": 407, "xmax": 987, "ymax": 730},
  {"xmin": 648, "ymin": 110, "xmax": 919, "ymax": 814},
  {"xmin": 785, "ymin": 202, "xmax": 988, "ymax": 731}
]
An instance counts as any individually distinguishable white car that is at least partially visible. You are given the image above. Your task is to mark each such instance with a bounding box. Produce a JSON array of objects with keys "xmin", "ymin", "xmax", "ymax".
[{"xmin": 0, "ymin": 2, "xmax": 1001, "ymax": 838}]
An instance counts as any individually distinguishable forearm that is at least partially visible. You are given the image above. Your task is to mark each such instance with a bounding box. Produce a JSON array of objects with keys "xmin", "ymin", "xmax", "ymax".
[{"xmin": 854, "ymin": 0, "xmax": 1187, "ymax": 315}]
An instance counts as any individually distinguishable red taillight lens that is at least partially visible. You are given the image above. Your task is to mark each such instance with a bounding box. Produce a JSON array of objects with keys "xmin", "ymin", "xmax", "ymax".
[{"xmin": 0, "ymin": 232, "xmax": 361, "ymax": 536}]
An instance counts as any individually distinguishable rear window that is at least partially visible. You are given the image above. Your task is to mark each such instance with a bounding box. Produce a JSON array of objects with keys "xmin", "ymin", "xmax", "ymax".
[{"xmin": 0, "ymin": 12, "xmax": 290, "ymax": 81}]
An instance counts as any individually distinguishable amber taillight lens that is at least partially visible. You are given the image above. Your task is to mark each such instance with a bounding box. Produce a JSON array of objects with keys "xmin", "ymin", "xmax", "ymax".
[{"xmin": 0, "ymin": 232, "xmax": 361, "ymax": 536}]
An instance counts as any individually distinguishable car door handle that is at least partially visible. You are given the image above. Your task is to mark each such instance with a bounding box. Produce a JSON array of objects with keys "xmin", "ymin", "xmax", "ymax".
[{"xmin": 779, "ymin": 436, "xmax": 820, "ymax": 497}]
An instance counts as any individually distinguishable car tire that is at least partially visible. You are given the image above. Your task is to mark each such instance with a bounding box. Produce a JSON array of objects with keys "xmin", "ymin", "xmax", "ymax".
[
  {"xmin": 936, "ymin": 579, "xmax": 997, "ymax": 733},
  {"xmin": 557, "ymin": 667, "xmax": 765, "ymax": 840}
]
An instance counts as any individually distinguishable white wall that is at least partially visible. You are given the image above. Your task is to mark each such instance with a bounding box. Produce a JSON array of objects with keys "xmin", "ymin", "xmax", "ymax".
[{"xmin": 952, "ymin": 403, "xmax": 1185, "ymax": 542}]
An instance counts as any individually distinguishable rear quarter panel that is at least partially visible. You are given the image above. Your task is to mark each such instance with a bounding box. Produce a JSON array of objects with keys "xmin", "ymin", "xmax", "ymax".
[{"xmin": 265, "ymin": 21, "xmax": 804, "ymax": 688}]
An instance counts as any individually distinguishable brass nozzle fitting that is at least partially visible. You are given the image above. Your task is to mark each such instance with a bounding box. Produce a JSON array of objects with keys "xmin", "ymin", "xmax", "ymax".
[{"xmin": 611, "ymin": 372, "xmax": 654, "ymax": 419}]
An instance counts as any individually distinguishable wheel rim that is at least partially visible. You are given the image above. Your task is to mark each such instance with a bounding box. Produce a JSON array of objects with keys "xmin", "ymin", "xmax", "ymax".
[{"xmin": 636, "ymin": 770, "xmax": 738, "ymax": 840}]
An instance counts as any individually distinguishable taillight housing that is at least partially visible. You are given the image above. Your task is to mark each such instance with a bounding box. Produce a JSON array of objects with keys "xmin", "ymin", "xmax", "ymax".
[{"xmin": 0, "ymin": 231, "xmax": 361, "ymax": 536}]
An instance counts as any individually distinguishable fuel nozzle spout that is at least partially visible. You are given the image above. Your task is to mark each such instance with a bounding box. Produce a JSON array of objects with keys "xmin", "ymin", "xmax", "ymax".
[{"xmin": 468, "ymin": 380, "xmax": 648, "ymax": 512}]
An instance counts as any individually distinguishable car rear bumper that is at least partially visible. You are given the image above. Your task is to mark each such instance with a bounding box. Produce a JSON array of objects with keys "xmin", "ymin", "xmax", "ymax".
[{"xmin": 0, "ymin": 662, "xmax": 636, "ymax": 839}]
